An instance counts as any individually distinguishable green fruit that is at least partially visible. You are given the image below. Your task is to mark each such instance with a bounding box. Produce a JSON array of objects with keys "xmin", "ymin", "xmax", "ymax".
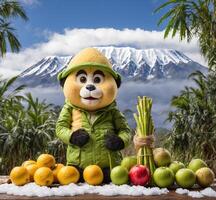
[
  {"xmin": 196, "ymin": 167, "xmax": 215, "ymax": 187},
  {"xmin": 153, "ymin": 148, "xmax": 172, "ymax": 167},
  {"xmin": 175, "ymin": 168, "xmax": 196, "ymax": 188},
  {"xmin": 188, "ymin": 159, "xmax": 207, "ymax": 173},
  {"xmin": 111, "ymin": 166, "xmax": 128, "ymax": 185},
  {"xmin": 153, "ymin": 167, "xmax": 174, "ymax": 188},
  {"xmin": 121, "ymin": 156, "xmax": 137, "ymax": 171},
  {"xmin": 169, "ymin": 161, "xmax": 185, "ymax": 175}
]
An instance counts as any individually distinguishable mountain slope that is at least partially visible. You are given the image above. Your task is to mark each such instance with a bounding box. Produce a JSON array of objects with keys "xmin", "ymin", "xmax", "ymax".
[{"xmin": 18, "ymin": 46, "xmax": 207, "ymax": 87}]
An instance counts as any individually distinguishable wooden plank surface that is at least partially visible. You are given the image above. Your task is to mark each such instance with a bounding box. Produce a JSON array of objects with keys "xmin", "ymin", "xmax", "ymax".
[{"xmin": 0, "ymin": 176, "xmax": 215, "ymax": 200}]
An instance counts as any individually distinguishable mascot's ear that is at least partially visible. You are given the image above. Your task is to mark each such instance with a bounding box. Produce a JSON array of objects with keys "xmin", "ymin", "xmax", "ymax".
[
  {"xmin": 115, "ymin": 74, "xmax": 121, "ymax": 88},
  {"xmin": 59, "ymin": 77, "xmax": 67, "ymax": 87}
]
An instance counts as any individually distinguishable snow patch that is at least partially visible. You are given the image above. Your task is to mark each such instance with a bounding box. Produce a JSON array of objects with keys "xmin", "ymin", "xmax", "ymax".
[
  {"xmin": 0, "ymin": 183, "xmax": 168, "ymax": 197},
  {"xmin": 176, "ymin": 187, "xmax": 216, "ymax": 198},
  {"xmin": 0, "ymin": 183, "xmax": 216, "ymax": 198},
  {"xmin": 175, "ymin": 188, "xmax": 189, "ymax": 195},
  {"xmin": 201, "ymin": 187, "xmax": 216, "ymax": 197},
  {"xmin": 188, "ymin": 191, "xmax": 204, "ymax": 198}
]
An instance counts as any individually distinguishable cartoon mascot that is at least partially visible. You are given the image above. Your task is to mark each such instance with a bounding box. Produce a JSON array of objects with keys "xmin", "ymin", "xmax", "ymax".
[{"xmin": 56, "ymin": 48, "xmax": 131, "ymax": 183}]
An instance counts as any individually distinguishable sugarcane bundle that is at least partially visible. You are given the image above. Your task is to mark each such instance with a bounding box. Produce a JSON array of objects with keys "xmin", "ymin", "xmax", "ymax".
[{"xmin": 133, "ymin": 96, "xmax": 156, "ymax": 179}]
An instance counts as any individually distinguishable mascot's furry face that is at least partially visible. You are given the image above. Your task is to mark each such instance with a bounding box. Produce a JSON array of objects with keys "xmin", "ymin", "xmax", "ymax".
[{"xmin": 63, "ymin": 67, "xmax": 119, "ymax": 111}]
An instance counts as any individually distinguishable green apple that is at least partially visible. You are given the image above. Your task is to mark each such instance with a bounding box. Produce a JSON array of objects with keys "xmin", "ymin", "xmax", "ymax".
[
  {"xmin": 175, "ymin": 168, "xmax": 196, "ymax": 188},
  {"xmin": 153, "ymin": 167, "xmax": 174, "ymax": 188},
  {"xmin": 121, "ymin": 156, "xmax": 137, "ymax": 171},
  {"xmin": 196, "ymin": 167, "xmax": 215, "ymax": 187},
  {"xmin": 153, "ymin": 148, "xmax": 172, "ymax": 167},
  {"xmin": 169, "ymin": 161, "xmax": 185, "ymax": 175},
  {"xmin": 188, "ymin": 159, "xmax": 207, "ymax": 172},
  {"xmin": 110, "ymin": 166, "xmax": 128, "ymax": 185}
]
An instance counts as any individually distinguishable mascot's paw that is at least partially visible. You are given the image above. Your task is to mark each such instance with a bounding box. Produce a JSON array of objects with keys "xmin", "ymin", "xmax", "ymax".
[
  {"xmin": 70, "ymin": 129, "xmax": 90, "ymax": 147},
  {"xmin": 105, "ymin": 134, "xmax": 124, "ymax": 151}
]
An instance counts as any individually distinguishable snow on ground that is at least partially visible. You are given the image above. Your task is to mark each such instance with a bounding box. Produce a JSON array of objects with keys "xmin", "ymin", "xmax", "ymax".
[
  {"xmin": 176, "ymin": 187, "xmax": 216, "ymax": 198},
  {"xmin": 0, "ymin": 183, "xmax": 216, "ymax": 198},
  {"xmin": 0, "ymin": 183, "xmax": 168, "ymax": 197}
]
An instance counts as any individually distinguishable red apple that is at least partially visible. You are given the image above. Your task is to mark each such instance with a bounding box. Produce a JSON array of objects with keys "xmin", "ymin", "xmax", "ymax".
[{"xmin": 129, "ymin": 165, "xmax": 150, "ymax": 186}]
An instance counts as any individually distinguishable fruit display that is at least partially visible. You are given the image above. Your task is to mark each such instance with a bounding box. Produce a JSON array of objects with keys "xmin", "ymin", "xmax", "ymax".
[
  {"xmin": 153, "ymin": 167, "xmax": 174, "ymax": 188},
  {"xmin": 110, "ymin": 166, "xmax": 128, "ymax": 185},
  {"xmin": 7, "ymin": 152, "xmax": 216, "ymax": 191},
  {"xmin": 8, "ymin": 153, "xmax": 215, "ymax": 189},
  {"xmin": 129, "ymin": 165, "xmax": 150, "ymax": 186}
]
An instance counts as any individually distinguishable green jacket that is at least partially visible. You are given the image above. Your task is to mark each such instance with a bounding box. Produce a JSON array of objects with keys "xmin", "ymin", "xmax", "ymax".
[{"xmin": 56, "ymin": 100, "xmax": 131, "ymax": 169}]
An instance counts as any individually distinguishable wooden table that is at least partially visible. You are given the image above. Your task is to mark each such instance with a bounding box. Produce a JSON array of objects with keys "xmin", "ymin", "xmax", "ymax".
[{"xmin": 0, "ymin": 176, "xmax": 215, "ymax": 200}]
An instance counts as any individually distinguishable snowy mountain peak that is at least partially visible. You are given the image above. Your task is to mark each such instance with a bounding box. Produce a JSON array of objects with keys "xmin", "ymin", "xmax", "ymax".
[
  {"xmin": 96, "ymin": 46, "xmax": 191, "ymax": 68},
  {"xmin": 19, "ymin": 46, "xmax": 206, "ymax": 86},
  {"xmin": 20, "ymin": 56, "xmax": 71, "ymax": 77}
]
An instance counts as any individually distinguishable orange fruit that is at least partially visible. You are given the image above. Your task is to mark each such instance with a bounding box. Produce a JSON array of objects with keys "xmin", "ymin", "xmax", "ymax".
[
  {"xmin": 22, "ymin": 160, "xmax": 36, "ymax": 167},
  {"xmin": 52, "ymin": 163, "xmax": 64, "ymax": 183},
  {"xmin": 83, "ymin": 165, "xmax": 104, "ymax": 185},
  {"xmin": 37, "ymin": 154, "xmax": 55, "ymax": 169},
  {"xmin": 57, "ymin": 166, "xmax": 80, "ymax": 185},
  {"xmin": 25, "ymin": 163, "xmax": 39, "ymax": 182},
  {"xmin": 34, "ymin": 167, "xmax": 54, "ymax": 186},
  {"xmin": 10, "ymin": 166, "xmax": 30, "ymax": 186}
]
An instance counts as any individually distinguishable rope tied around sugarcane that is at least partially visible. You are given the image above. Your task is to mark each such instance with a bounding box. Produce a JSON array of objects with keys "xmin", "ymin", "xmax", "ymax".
[{"xmin": 133, "ymin": 134, "xmax": 155, "ymax": 153}]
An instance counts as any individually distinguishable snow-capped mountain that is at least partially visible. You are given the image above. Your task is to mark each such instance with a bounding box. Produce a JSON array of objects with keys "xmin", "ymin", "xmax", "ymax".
[{"xmin": 18, "ymin": 46, "xmax": 207, "ymax": 87}]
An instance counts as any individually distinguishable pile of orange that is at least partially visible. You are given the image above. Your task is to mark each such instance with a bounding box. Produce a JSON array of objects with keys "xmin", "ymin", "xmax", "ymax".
[
  {"xmin": 9, "ymin": 154, "xmax": 104, "ymax": 186},
  {"xmin": 9, "ymin": 154, "xmax": 79, "ymax": 186}
]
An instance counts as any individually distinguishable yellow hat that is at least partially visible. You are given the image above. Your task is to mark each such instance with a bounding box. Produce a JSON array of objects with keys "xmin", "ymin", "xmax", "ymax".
[{"xmin": 58, "ymin": 48, "xmax": 120, "ymax": 81}]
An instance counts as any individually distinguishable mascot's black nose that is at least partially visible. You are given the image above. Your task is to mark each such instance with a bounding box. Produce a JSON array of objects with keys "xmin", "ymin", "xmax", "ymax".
[{"xmin": 86, "ymin": 84, "xmax": 96, "ymax": 91}]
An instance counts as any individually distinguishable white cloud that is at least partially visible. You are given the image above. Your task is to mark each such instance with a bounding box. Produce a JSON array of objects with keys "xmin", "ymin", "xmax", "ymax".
[{"xmin": 0, "ymin": 28, "xmax": 206, "ymax": 78}]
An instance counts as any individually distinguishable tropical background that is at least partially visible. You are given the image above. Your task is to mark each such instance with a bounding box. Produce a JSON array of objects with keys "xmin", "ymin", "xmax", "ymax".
[{"xmin": 0, "ymin": 0, "xmax": 216, "ymax": 175}]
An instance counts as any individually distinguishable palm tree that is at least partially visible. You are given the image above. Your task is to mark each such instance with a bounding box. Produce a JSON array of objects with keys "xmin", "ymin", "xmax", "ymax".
[
  {"xmin": 0, "ymin": 0, "xmax": 28, "ymax": 56},
  {"xmin": 155, "ymin": 0, "xmax": 216, "ymax": 69}
]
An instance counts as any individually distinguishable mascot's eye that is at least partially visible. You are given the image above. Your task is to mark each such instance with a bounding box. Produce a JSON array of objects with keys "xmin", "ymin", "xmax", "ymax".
[
  {"xmin": 93, "ymin": 75, "xmax": 104, "ymax": 84},
  {"xmin": 79, "ymin": 76, "xmax": 87, "ymax": 83},
  {"xmin": 94, "ymin": 77, "xmax": 101, "ymax": 83}
]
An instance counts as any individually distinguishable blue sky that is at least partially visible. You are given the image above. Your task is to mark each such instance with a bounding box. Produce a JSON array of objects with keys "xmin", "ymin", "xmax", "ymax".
[
  {"xmin": 16, "ymin": 0, "xmax": 168, "ymax": 47},
  {"xmin": 0, "ymin": 0, "xmax": 204, "ymax": 77}
]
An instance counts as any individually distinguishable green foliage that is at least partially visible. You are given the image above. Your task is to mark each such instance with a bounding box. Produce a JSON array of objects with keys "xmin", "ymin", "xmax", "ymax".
[
  {"xmin": 0, "ymin": 77, "xmax": 66, "ymax": 175},
  {"xmin": 166, "ymin": 71, "xmax": 216, "ymax": 173},
  {"xmin": 0, "ymin": 0, "xmax": 28, "ymax": 56},
  {"xmin": 155, "ymin": 0, "xmax": 216, "ymax": 69}
]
